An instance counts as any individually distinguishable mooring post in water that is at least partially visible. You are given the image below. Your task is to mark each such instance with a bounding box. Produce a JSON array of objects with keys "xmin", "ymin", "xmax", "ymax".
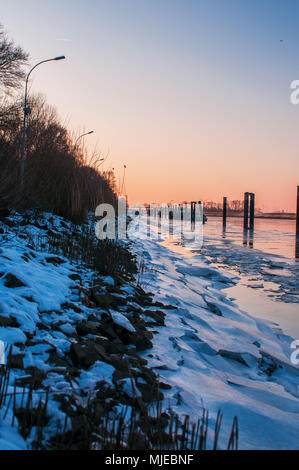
[
  {"xmin": 223, "ymin": 197, "xmax": 227, "ymax": 229},
  {"xmin": 198, "ymin": 200, "xmax": 202, "ymax": 223},
  {"xmin": 296, "ymin": 186, "xmax": 299, "ymax": 239},
  {"xmin": 249, "ymin": 192, "xmax": 255, "ymax": 231},
  {"xmin": 191, "ymin": 201, "xmax": 196, "ymax": 222},
  {"xmin": 295, "ymin": 187, "xmax": 299, "ymax": 258},
  {"xmin": 243, "ymin": 192, "xmax": 249, "ymax": 230}
]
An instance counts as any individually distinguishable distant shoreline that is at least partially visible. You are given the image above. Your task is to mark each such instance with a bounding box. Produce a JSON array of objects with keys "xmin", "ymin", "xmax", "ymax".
[{"xmin": 206, "ymin": 213, "xmax": 296, "ymax": 220}]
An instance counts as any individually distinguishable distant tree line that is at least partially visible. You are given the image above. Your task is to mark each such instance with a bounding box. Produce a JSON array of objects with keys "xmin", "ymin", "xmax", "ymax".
[
  {"xmin": 0, "ymin": 24, "xmax": 118, "ymax": 223},
  {"xmin": 204, "ymin": 200, "xmax": 244, "ymax": 213}
]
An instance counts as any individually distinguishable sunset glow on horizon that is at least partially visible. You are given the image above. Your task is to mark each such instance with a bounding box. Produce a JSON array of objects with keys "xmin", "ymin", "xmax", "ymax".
[{"xmin": 2, "ymin": 0, "xmax": 299, "ymax": 212}]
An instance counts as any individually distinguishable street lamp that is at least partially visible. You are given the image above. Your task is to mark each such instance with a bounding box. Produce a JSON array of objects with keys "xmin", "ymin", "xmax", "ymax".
[
  {"xmin": 120, "ymin": 164, "xmax": 126, "ymax": 195},
  {"xmin": 74, "ymin": 130, "xmax": 94, "ymax": 148},
  {"xmin": 20, "ymin": 55, "xmax": 66, "ymax": 185}
]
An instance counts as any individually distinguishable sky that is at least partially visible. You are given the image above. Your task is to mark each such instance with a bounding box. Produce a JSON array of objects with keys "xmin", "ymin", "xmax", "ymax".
[{"xmin": 2, "ymin": 0, "xmax": 299, "ymax": 211}]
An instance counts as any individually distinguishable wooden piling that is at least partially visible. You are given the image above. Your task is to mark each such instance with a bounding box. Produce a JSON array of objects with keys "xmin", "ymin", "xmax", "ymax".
[
  {"xmin": 191, "ymin": 201, "xmax": 196, "ymax": 222},
  {"xmin": 296, "ymin": 186, "xmax": 299, "ymax": 239},
  {"xmin": 249, "ymin": 193, "xmax": 255, "ymax": 231},
  {"xmin": 223, "ymin": 197, "xmax": 227, "ymax": 229},
  {"xmin": 243, "ymin": 192, "xmax": 249, "ymax": 230}
]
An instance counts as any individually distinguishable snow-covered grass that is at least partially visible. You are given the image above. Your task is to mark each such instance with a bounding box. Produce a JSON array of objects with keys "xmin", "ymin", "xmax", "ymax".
[{"xmin": 0, "ymin": 210, "xmax": 137, "ymax": 449}]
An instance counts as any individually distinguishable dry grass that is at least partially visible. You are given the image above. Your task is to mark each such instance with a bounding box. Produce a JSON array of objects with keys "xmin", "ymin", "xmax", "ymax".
[{"xmin": 0, "ymin": 350, "xmax": 238, "ymax": 450}]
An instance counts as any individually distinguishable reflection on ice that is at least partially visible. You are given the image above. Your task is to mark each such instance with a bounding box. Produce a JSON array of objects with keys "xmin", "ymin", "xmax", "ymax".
[{"xmin": 159, "ymin": 216, "xmax": 299, "ymax": 338}]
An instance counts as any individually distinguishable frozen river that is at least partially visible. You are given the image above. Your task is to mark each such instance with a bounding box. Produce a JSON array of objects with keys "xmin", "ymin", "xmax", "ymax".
[
  {"xmin": 203, "ymin": 216, "xmax": 298, "ymax": 259},
  {"xmin": 162, "ymin": 216, "xmax": 299, "ymax": 339},
  {"xmin": 129, "ymin": 214, "xmax": 299, "ymax": 449}
]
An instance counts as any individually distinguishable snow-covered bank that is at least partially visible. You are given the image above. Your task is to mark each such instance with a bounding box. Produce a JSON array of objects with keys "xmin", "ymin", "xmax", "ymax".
[
  {"xmin": 0, "ymin": 212, "xmax": 171, "ymax": 449},
  {"xmin": 129, "ymin": 225, "xmax": 299, "ymax": 449},
  {"xmin": 0, "ymin": 210, "xmax": 298, "ymax": 450}
]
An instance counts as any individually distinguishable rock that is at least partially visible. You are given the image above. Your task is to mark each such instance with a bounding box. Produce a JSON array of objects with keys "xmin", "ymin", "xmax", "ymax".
[
  {"xmin": 206, "ymin": 302, "xmax": 222, "ymax": 316},
  {"xmin": 132, "ymin": 331, "xmax": 153, "ymax": 351},
  {"xmin": 143, "ymin": 310, "xmax": 166, "ymax": 326},
  {"xmin": 0, "ymin": 315, "xmax": 20, "ymax": 328},
  {"xmin": 36, "ymin": 322, "xmax": 51, "ymax": 331},
  {"xmin": 7, "ymin": 353, "xmax": 24, "ymax": 369},
  {"xmin": 218, "ymin": 349, "xmax": 248, "ymax": 366},
  {"xmin": 92, "ymin": 290, "xmax": 127, "ymax": 310},
  {"xmin": 159, "ymin": 382, "xmax": 172, "ymax": 390},
  {"xmin": 258, "ymin": 353, "xmax": 278, "ymax": 376},
  {"xmin": 137, "ymin": 383, "xmax": 164, "ymax": 402},
  {"xmin": 46, "ymin": 229, "xmax": 58, "ymax": 237},
  {"xmin": 69, "ymin": 341, "xmax": 108, "ymax": 369},
  {"xmin": 23, "ymin": 295, "xmax": 35, "ymax": 303},
  {"xmin": 3, "ymin": 219, "xmax": 16, "ymax": 227},
  {"xmin": 92, "ymin": 342, "xmax": 110, "ymax": 363},
  {"xmin": 131, "ymin": 288, "xmax": 154, "ymax": 307},
  {"xmin": 69, "ymin": 273, "xmax": 82, "ymax": 281},
  {"xmin": 48, "ymin": 351, "xmax": 71, "ymax": 368},
  {"xmin": 98, "ymin": 317, "xmax": 121, "ymax": 341},
  {"xmin": 4, "ymin": 273, "xmax": 27, "ymax": 288},
  {"xmin": 76, "ymin": 320, "xmax": 99, "ymax": 336},
  {"xmin": 45, "ymin": 256, "xmax": 66, "ymax": 266},
  {"xmin": 94, "ymin": 336, "xmax": 125, "ymax": 355},
  {"xmin": 113, "ymin": 367, "xmax": 132, "ymax": 382},
  {"xmin": 61, "ymin": 302, "xmax": 83, "ymax": 314}
]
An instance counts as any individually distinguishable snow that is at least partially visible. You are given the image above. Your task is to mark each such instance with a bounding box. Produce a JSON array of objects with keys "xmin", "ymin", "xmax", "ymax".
[
  {"xmin": 0, "ymin": 212, "xmax": 118, "ymax": 449},
  {"xmin": 102, "ymin": 276, "xmax": 115, "ymax": 286},
  {"xmin": 128, "ymin": 217, "xmax": 299, "ymax": 450},
  {"xmin": 0, "ymin": 340, "xmax": 5, "ymax": 364},
  {"xmin": 0, "ymin": 210, "xmax": 298, "ymax": 450},
  {"xmin": 0, "ymin": 327, "xmax": 27, "ymax": 345},
  {"xmin": 110, "ymin": 311, "xmax": 136, "ymax": 332},
  {"xmin": 78, "ymin": 361, "xmax": 115, "ymax": 389}
]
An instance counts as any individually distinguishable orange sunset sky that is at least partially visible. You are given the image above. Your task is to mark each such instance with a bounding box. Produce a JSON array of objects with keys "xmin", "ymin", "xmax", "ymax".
[{"xmin": 2, "ymin": 0, "xmax": 299, "ymax": 212}]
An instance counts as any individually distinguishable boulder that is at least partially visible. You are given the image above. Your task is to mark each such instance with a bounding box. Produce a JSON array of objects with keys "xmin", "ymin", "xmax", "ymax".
[
  {"xmin": 76, "ymin": 320, "xmax": 99, "ymax": 336},
  {"xmin": 70, "ymin": 342, "xmax": 99, "ymax": 369},
  {"xmin": 7, "ymin": 353, "xmax": 24, "ymax": 369},
  {"xmin": 218, "ymin": 349, "xmax": 248, "ymax": 366},
  {"xmin": 70, "ymin": 341, "xmax": 109, "ymax": 369},
  {"xmin": 69, "ymin": 273, "xmax": 82, "ymax": 281},
  {"xmin": 4, "ymin": 273, "xmax": 26, "ymax": 288},
  {"xmin": 0, "ymin": 315, "xmax": 20, "ymax": 328},
  {"xmin": 45, "ymin": 256, "xmax": 66, "ymax": 266}
]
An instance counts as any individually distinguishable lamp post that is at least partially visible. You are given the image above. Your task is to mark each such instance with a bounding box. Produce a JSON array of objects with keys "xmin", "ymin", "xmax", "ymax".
[
  {"xmin": 20, "ymin": 55, "xmax": 65, "ymax": 185},
  {"xmin": 120, "ymin": 164, "xmax": 126, "ymax": 195},
  {"xmin": 74, "ymin": 130, "xmax": 94, "ymax": 148}
]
